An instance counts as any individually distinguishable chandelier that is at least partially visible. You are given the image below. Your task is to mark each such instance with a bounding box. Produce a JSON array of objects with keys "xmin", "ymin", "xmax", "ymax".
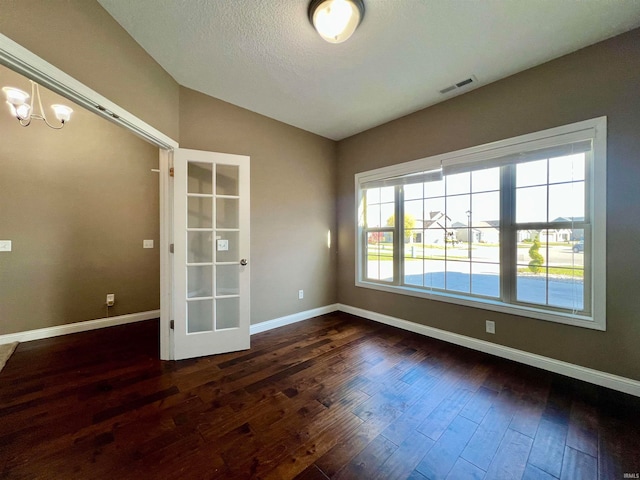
[{"xmin": 3, "ymin": 80, "xmax": 73, "ymax": 129}]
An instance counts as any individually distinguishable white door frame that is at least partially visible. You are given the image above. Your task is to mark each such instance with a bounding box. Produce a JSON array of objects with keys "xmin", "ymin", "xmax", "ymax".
[
  {"xmin": 0, "ymin": 33, "xmax": 178, "ymax": 360},
  {"xmin": 159, "ymin": 149, "xmax": 174, "ymax": 360}
]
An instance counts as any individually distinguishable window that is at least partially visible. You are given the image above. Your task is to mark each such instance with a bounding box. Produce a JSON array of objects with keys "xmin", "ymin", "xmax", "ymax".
[{"xmin": 356, "ymin": 117, "xmax": 606, "ymax": 330}]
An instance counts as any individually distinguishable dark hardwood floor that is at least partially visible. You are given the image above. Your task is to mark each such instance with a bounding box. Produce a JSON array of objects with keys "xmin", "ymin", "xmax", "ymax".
[{"xmin": 1, "ymin": 312, "xmax": 639, "ymax": 479}]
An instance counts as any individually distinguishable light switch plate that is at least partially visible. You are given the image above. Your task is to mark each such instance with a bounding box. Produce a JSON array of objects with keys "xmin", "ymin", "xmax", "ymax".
[
  {"xmin": 143, "ymin": 239, "xmax": 154, "ymax": 249},
  {"xmin": 0, "ymin": 240, "xmax": 12, "ymax": 252},
  {"xmin": 217, "ymin": 239, "xmax": 229, "ymax": 251}
]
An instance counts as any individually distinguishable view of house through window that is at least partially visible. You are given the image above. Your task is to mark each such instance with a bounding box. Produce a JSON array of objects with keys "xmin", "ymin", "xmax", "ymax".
[
  {"xmin": 400, "ymin": 167, "xmax": 502, "ymax": 299},
  {"xmin": 357, "ymin": 118, "xmax": 605, "ymax": 328}
]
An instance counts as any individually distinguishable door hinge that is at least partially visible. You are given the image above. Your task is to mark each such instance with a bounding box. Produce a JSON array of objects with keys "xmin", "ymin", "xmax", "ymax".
[
  {"xmin": 169, "ymin": 167, "xmax": 174, "ymax": 177},
  {"xmin": 170, "ymin": 320, "xmax": 174, "ymax": 330},
  {"xmin": 169, "ymin": 243, "xmax": 174, "ymax": 253}
]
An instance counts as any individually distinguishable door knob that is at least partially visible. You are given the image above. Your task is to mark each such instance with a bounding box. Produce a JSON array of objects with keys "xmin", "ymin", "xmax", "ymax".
[{"xmin": 240, "ymin": 259, "xmax": 248, "ymax": 266}]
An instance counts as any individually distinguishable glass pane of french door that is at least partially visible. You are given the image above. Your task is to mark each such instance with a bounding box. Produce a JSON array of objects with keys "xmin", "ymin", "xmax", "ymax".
[
  {"xmin": 215, "ymin": 164, "xmax": 240, "ymax": 330},
  {"xmin": 185, "ymin": 161, "xmax": 241, "ymax": 334}
]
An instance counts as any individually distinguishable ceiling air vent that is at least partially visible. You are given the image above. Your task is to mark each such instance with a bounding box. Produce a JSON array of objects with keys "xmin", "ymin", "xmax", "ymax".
[{"xmin": 439, "ymin": 75, "xmax": 478, "ymax": 95}]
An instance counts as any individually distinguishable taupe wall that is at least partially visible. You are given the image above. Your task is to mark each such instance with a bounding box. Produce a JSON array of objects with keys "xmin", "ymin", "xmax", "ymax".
[
  {"xmin": 337, "ymin": 28, "xmax": 640, "ymax": 381},
  {"xmin": 0, "ymin": 66, "xmax": 160, "ymax": 335},
  {"xmin": 180, "ymin": 87, "xmax": 337, "ymax": 324},
  {"xmin": 0, "ymin": 0, "xmax": 180, "ymax": 140}
]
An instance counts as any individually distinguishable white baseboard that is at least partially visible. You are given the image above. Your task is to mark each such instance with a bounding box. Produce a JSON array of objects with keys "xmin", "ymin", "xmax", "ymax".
[
  {"xmin": 338, "ymin": 303, "xmax": 640, "ymax": 398},
  {"xmin": 250, "ymin": 304, "xmax": 340, "ymax": 335},
  {"xmin": 0, "ymin": 310, "xmax": 160, "ymax": 345}
]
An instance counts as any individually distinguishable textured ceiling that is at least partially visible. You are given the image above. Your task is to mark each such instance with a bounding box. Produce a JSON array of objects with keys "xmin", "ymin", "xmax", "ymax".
[{"xmin": 97, "ymin": 0, "xmax": 640, "ymax": 140}]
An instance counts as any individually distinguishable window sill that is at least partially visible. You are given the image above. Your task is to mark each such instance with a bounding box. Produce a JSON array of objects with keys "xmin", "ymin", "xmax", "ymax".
[{"xmin": 355, "ymin": 279, "xmax": 605, "ymax": 331}]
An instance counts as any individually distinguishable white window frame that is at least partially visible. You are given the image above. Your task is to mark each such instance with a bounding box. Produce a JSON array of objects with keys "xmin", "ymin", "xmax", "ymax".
[{"xmin": 355, "ymin": 117, "xmax": 607, "ymax": 331}]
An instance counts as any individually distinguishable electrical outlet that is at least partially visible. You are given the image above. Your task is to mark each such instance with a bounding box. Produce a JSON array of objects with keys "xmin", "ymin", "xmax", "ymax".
[
  {"xmin": 106, "ymin": 294, "xmax": 115, "ymax": 307},
  {"xmin": 143, "ymin": 239, "xmax": 154, "ymax": 249},
  {"xmin": 486, "ymin": 320, "xmax": 495, "ymax": 334},
  {"xmin": 298, "ymin": 290, "xmax": 304, "ymax": 300},
  {"xmin": 0, "ymin": 240, "xmax": 11, "ymax": 252}
]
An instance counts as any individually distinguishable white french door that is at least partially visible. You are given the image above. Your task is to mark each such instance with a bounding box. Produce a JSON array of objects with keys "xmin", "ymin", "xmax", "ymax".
[{"xmin": 172, "ymin": 148, "xmax": 250, "ymax": 360}]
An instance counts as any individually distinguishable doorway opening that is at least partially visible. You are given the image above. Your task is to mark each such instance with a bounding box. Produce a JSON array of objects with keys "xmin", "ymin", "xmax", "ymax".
[{"xmin": 0, "ymin": 33, "xmax": 176, "ymax": 359}]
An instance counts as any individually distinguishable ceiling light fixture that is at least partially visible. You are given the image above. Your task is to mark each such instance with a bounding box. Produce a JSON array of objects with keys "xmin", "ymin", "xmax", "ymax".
[
  {"xmin": 3, "ymin": 80, "xmax": 73, "ymax": 129},
  {"xmin": 308, "ymin": 0, "xmax": 365, "ymax": 44}
]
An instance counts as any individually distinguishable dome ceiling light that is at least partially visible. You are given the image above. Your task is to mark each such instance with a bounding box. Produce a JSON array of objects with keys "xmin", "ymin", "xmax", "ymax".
[{"xmin": 308, "ymin": 0, "xmax": 365, "ymax": 44}]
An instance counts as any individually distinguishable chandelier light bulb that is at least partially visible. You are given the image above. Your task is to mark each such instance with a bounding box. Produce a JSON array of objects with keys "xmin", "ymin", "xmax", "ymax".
[
  {"xmin": 2, "ymin": 86, "xmax": 29, "ymax": 107},
  {"xmin": 52, "ymin": 104, "xmax": 73, "ymax": 123},
  {"xmin": 14, "ymin": 103, "xmax": 32, "ymax": 121}
]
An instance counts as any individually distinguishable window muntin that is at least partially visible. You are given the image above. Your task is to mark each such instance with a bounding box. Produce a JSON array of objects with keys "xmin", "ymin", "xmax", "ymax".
[{"xmin": 356, "ymin": 118, "xmax": 606, "ymax": 329}]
